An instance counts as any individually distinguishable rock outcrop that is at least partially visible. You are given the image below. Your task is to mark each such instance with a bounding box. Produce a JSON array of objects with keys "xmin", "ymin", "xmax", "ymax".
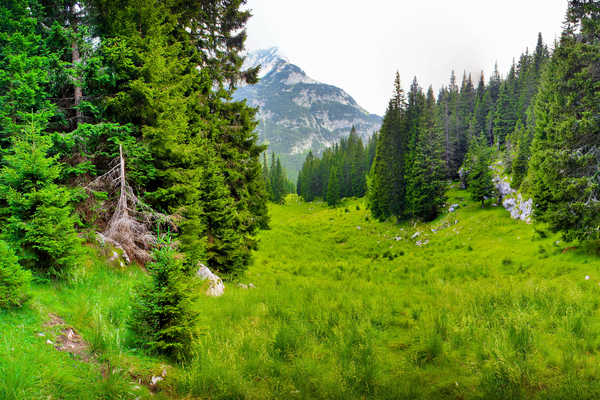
[{"xmin": 491, "ymin": 162, "xmax": 533, "ymax": 223}]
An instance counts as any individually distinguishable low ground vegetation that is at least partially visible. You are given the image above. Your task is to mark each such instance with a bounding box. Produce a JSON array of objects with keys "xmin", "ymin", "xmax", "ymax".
[{"xmin": 3, "ymin": 190, "xmax": 600, "ymax": 399}]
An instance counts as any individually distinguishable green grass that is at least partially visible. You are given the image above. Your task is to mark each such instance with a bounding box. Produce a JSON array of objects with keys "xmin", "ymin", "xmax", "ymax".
[
  {"xmin": 171, "ymin": 190, "xmax": 600, "ymax": 399},
  {"xmin": 0, "ymin": 253, "xmax": 168, "ymax": 400},
  {"xmin": 3, "ymin": 188, "xmax": 600, "ymax": 399}
]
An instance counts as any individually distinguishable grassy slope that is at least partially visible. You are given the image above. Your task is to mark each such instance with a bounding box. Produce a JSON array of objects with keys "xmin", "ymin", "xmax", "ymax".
[
  {"xmin": 3, "ymin": 188, "xmax": 600, "ymax": 399},
  {"xmin": 0, "ymin": 255, "xmax": 169, "ymax": 400}
]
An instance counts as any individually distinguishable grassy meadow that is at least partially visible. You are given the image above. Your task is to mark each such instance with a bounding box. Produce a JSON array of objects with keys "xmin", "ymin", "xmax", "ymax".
[{"xmin": 3, "ymin": 188, "xmax": 600, "ymax": 399}]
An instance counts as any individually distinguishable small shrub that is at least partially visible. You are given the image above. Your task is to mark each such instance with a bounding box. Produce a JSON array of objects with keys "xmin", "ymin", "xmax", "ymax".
[
  {"xmin": 344, "ymin": 208, "xmax": 350, "ymax": 213},
  {"xmin": 382, "ymin": 250, "xmax": 396, "ymax": 260},
  {"xmin": 334, "ymin": 233, "xmax": 349, "ymax": 244},
  {"xmin": 502, "ymin": 258, "xmax": 513, "ymax": 266},
  {"xmin": 356, "ymin": 205, "xmax": 360, "ymax": 211},
  {"xmin": 129, "ymin": 241, "xmax": 199, "ymax": 361},
  {"xmin": 534, "ymin": 228, "xmax": 548, "ymax": 239},
  {"xmin": 271, "ymin": 323, "xmax": 303, "ymax": 360},
  {"xmin": 0, "ymin": 240, "xmax": 31, "ymax": 309},
  {"xmin": 413, "ymin": 332, "xmax": 443, "ymax": 366}
]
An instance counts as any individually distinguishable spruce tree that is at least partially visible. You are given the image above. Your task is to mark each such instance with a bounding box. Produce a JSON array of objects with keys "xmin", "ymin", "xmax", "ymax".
[
  {"xmin": 493, "ymin": 81, "xmax": 517, "ymax": 147},
  {"xmin": 326, "ymin": 166, "xmax": 341, "ymax": 207},
  {"xmin": 405, "ymin": 87, "xmax": 447, "ymax": 221},
  {"xmin": 368, "ymin": 72, "xmax": 407, "ymax": 220},
  {"xmin": 89, "ymin": 0, "xmax": 268, "ymax": 272},
  {"xmin": 272, "ymin": 157, "xmax": 286, "ymax": 204},
  {"xmin": 464, "ymin": 135, "xmax": 495, "ymax": 207},
  {"xmin": 0, "ymin": 123, "xmax": 82, "ymax": 275},
  {"xmin": 0, "ymin": 239, "xmax": 31, "ymax": 309},
  {"xmin": 511, "ymin": 122, "xmax": 533, "ymax": 190},
  {"xmin": 456, "ymin": 72, "xmax": 475, "ymax": 168},
  {"xmin": 0, "ymin": 0, "xmax": 54, "ymax": 148},
  {"xmin": 198, "ymin": 159, "xmax": 245, "ymax": 276},
  {"xmin": 527, "ymin": 0, "xmax": 600, "ymax": 242},
  {"xmin": 129, "ymin": 241, "xmax": 198, "ymax": 361}
]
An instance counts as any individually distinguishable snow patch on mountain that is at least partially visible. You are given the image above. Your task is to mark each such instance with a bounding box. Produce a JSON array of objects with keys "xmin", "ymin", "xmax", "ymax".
[{"xmin": 243, "ymin": 47, "xmax": 288, "ymax": 78}]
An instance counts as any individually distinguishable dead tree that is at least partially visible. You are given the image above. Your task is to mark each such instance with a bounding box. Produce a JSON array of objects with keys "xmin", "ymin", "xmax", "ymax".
[{"xmin": 87, "ymin": 145, "xmax": 175, "ymax": 264}]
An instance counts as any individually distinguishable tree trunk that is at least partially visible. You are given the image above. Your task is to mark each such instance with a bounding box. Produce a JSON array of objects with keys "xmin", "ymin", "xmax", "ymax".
[
  {"xmin": 70, "ymin": 3, "xmax": 82, "ymax": 126},
  {"xmin": 72, "ymin": 40, "xmax": 82, "ymax": 125}
]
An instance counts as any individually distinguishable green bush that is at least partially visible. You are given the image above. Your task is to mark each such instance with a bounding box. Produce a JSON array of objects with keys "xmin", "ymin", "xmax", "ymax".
[
  {"xmin": 0, "ymin": 240, "xmax": 31, "ymax": 309},
  {"xmin": 128, "ymin": 242, "xmax": 199, "ymax": 361}
]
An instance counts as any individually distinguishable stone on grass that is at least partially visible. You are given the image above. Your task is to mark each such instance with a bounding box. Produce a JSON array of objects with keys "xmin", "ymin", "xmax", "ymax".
[{"xmin": 196, "ymin": 264, "xmax": 225, "ymax": 297}]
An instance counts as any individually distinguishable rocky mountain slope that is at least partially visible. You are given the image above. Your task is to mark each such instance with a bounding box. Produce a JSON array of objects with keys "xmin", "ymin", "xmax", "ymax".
[{"xmin": 234, "ymin": 47, "xmax": 382, "ymax": 177}]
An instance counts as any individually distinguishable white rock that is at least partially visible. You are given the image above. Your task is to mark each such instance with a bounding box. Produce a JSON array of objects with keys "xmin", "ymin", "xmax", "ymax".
[
  {"xmin": 492, "ymin": 169, "xmax": 533, "ymax": 223},
  {"xmin": 248, "ymin": 283, "xmax": 256, "ymax": 289},
  {"xmin": 448, "ymin": 204, "xmax": 460, "ymax": 213},
  {"xmin": 150, "ymin": 376, "xmax": 163, "ymax": 386},
  {"xmin": 196, "ymin": 264, "xmax": 225, "ymax": 297},
  {"xmin": 411, "ymin": 232, "xmax": 420, "ymax": 239}
]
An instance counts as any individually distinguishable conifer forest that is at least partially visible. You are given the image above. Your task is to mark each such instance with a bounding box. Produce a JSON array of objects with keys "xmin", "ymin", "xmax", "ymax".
[{"xmin": 1, "ymin": 1, "xmax": 600, "ymax": 399}]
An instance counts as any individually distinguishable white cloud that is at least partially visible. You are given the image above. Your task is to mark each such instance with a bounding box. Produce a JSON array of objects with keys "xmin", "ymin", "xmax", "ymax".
[{"xmin": 244, "ymin": 0, "xmax": 567, "ymax": 115}]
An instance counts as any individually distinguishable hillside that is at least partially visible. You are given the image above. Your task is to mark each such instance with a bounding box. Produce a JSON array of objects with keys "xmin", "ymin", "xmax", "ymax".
[
  {"xmin": 4, "ymin": 190, "xmax": 600, "ymax": 399},
  {"xmin": 234, "ymin": 48, "xmax": 382, "ymax": 177}
]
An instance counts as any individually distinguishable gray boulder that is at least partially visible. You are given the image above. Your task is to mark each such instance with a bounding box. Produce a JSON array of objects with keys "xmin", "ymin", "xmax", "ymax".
[{"xmin": 196, "ymin": 264, "xmax": 225, "ymax": 297}]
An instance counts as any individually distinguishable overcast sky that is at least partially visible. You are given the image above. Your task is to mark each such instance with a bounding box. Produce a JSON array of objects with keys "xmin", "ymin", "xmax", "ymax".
[{"xmin": 244, "ymin": 0, "xmax": 568, "ymax": 116}]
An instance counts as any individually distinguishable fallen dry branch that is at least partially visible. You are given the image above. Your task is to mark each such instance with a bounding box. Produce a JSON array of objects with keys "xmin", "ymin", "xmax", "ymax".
[{"xmin": 86, "ymin": 145, "xmax": 176, "ymax": 264}]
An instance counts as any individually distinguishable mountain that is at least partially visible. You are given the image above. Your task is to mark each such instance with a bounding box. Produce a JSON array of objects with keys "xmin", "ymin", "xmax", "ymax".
[{"xmin": 233, "ymin": 47, "xmax": 382, "ymax": 178}]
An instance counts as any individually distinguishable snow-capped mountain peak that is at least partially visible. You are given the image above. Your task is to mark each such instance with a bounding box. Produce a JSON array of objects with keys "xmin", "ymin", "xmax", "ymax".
[
  {"xmin": 235, "ymin": 48, "xmax": 382, "ymax": 177},
  {"xmin": 243, "ymin": 47, "xmax": 288, "ymax": 78}
]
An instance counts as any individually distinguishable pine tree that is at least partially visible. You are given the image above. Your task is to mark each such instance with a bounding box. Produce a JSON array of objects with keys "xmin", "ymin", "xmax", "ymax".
[
  {"xmin": 0, "ymin": 0, "xmax": 54, "ymax": 148},
  {"xmin": 405, "ymin": 87, "xmax": 447, "ymax": 221},
  {"xmin": 456, "ymin": 72, "xmax": 475, "ymax": 167},
  {"xmin": 326, "ymin": 166, "xmax": 341, "ymax": 207},
  {"xmin": 0, "ymin": 239, "xmax": 31, "ymax": 309},
  {"xmin": 511, "ymin": 121, "xmax": 533, "ymax": 190},
  {"xmin": 0, "ymin": 123, "xmax": 82, "ymax": 275},
  {"xmin": 527, "ymin": 0, "xmax": 600, "ymax": 242},
  {"xmin": 262, "ymin": 152, "xmax": 271, "ymax": 199},
  {"xmin": 464, "ymin": 135, "xmax": 495, "ymax": 207},
  {"xmin": 493, "ymin": 81, "xmax": 517, "ymax": 147},
  {"xmin": 440, "ymin": 71, "xmax": 461, "ymax": 177},
  {"xmin": 88, "ymin": 0, "xmax": 268, "ymax": 272},
  {"xmin": 272, "ymin": 157, "xmax": 286, "ymax": 204},
  {"xmin": 368, "ymin": 72, "xmax": 407, "ymax": 220},
  {"xmin": 129, "ymin": 241, "xmax": 199, "ymax": 361},
  {"xmin": 198, "ymin": 159, "xmax": 246, "ymax": 276}
]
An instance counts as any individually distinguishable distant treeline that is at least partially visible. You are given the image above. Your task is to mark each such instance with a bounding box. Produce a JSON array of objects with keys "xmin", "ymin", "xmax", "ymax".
[
  {"xmin": 296, "ymin": 128, "xmax": 377, "ymax": 206},
  {"xmin": 262, "ymin": 153, "xmax": 295, "ymax": 204}
]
